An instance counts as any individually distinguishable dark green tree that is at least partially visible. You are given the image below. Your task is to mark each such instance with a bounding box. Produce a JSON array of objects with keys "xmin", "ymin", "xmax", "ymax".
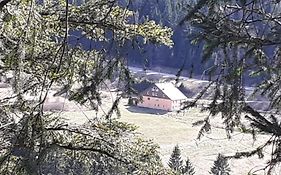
[
  {"xmin": 182, "ymin": 157, "xmax": 195, "ymax": 175},
  {"xmin": 0, "ymin": 0, "xmax": 173, "ymax": 174},
  {"xmin": 210, "ymin": 154, "xmax": 231, "ymax": 175},
  {"xmin": 168, "ymin": 145, "xmax": 183, "ymax": 173},
  {"xmin": 181, "ymin": 0, "xmax": 281, "ymax": 173}
]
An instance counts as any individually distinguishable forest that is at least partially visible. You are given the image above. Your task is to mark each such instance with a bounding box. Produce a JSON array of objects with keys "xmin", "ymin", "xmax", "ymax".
[{"xmin": 0, "ymin": 0, "xmax": 280, "ymax": 175}]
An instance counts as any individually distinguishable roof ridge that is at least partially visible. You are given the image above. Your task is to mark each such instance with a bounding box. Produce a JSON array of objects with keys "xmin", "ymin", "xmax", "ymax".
[{"xmin": 155, "ymin": 82, "xmax": 187, "ymax": 100}]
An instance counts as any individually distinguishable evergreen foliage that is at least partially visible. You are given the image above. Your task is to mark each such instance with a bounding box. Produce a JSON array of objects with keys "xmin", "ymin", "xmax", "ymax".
[
  {"xmin": 210, "ymin": 154, "xmax": 231, "ymax": 175},
  {"xmin": 168, "ymin": 145, "xmax": 196, "ymax": 175},
  {"xmin": 168, "ymin": 145, "xmax": 184, "ymax": 172},
  {"xmin": 182, "ymin": 158, "xmax": 195, "ymax": 175},
  {"xmin": 182, "ymin": 1, "xmax": 281, "ymax": 173},
  {"xmin": 116, "ymin": 0, "xmax": 204, "ymax": 72},
  {"xmin": 0, "ymin": 0, "xmax": 173, "ymax": 174}
]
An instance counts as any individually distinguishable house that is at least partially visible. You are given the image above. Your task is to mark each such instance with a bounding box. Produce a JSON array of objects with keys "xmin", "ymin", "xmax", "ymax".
[
  {"xmin": 125, "ymin": 80, "xmax": 153, "ymax": 105},
  {"xmin": 137, "ymin": 82, "xmax": 187, "ymax": 111},
  {"xmin": 130, "ymin": 80, "xmax": 154, "ymax": 95}
]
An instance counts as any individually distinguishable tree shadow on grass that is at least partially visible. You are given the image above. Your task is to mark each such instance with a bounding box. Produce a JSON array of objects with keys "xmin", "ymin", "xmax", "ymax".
[{"xmin": 125, "ymin": 105, "xmax": 168, "ymax": 115}]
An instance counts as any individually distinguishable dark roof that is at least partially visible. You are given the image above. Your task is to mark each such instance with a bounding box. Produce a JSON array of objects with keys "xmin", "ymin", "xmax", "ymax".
[
  {"xmin": 178, "ymin": 85, "xmax": 195, "ymax": 98},
  {"xmin": 131, "ymin": 80, "xmax": 153, "ymax": 94}
]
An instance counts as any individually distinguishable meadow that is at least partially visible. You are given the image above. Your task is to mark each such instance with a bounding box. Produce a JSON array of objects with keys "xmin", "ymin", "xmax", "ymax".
[{"xmin": 60, "ymin": 94, "xmax": 276, "ymax": 175}]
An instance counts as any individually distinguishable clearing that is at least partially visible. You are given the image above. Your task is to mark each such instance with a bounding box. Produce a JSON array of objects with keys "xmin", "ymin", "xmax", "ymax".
[{"xmin": 61, "ymin": 95, "xmax": 278, "ymax": 175}]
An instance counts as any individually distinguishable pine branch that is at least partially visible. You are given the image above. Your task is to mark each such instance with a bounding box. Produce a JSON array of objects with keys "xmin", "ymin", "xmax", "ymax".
[
  {"xmin": 0, "ymin": 0, "xmax": 12, "ymax": 9},
  {"xmin": 179, "ymin": 0, "xmax": 211, "ymax": 25},
  {"xmin": 243, "ymin": 105, "xmax": 281, "ymax": 136},
  {"xmin": 50, "ymin": 143, "xmax": 132, "ymax": 166}
]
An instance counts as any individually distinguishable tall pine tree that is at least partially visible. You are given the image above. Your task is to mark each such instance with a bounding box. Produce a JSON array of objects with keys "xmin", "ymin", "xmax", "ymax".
[
  {"xmin": 0, "ymin": 0, "xmax": 173, "ymax": 174},
  {"xmin": 168, "ymin": 145, "xmax": 183, "ymax": 172},
  {"xmin": 210, "ymin": 154, "xmax": 231, "ymax": 175},
  {"xmin": 182, "ymin": 157, "xmax": 195, "ymax": 175},
  {"xmin": 182, "ymin": 1, "xmax": 281, "ymax": 172}
]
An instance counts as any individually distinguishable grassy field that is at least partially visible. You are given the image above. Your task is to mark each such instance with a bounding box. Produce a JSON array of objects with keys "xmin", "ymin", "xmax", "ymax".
[
  {"xmin": 1, "ymin": 82, "xmax": 277, "ymax": 174},
  {"xmin": 117, "ymin": 102, "xmax": 272, "ymax": 175},
  {"xmin": 60, "ymin": 93, "xmax": 278, "ymax": 175}
]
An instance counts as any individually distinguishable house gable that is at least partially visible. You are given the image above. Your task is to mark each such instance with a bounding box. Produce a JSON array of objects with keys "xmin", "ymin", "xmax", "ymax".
[{"xmin": 140, "ymin": 84, "xmax": 170, "ymax": 100}]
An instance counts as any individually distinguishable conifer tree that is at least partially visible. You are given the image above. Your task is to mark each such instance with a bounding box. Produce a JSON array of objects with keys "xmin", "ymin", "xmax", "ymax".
[
  {"xmin": 0, "ymin": 0, "xmax": 173, "ymax": 174},
  {"xmin": 182, "ymin": 1, "xmax": 281, "ymax": 172},
  {"xmin": 168, "ymin": 145, "xmax": 183, "ymax": 172},
  {"xmin": 210, "ymin": 154, "xmax": 231, "ymax": 175},
  {"xmin": 182, "ymin": 157, "xmax": 195, "ymax": 175}
]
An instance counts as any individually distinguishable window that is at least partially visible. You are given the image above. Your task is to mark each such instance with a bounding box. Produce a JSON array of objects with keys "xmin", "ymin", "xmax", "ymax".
[
  {"xmin": 157, "ymin": 104, "xmax": 159, "ymax": 106},
  {"xmin": 152, "ymin": 87, "xmax": 158, "ymax": 92}
]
